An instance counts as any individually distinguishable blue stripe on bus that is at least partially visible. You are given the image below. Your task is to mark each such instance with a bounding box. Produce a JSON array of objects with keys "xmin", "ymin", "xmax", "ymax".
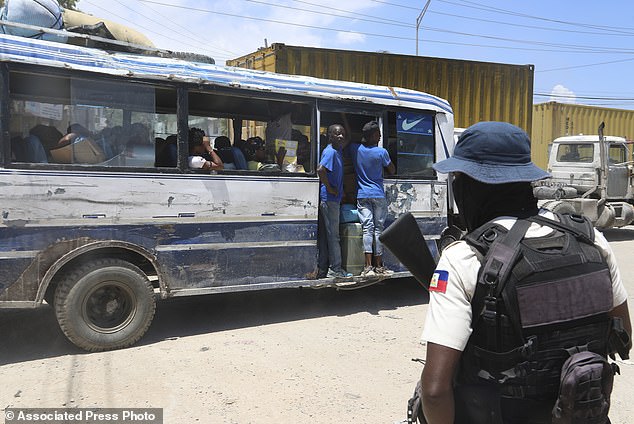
[{"xmin": 0, "ymin": 35, "xmax": 453, "ymax": 114}]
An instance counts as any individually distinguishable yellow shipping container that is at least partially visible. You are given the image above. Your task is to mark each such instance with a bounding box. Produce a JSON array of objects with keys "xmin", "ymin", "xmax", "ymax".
[
  {"xmin": 532, "ymin": 102, "xmax": 634, "ymax": 169},
  {"xmin": 227, "ymin": 44, "xmax": 534, "ymax": 133}
]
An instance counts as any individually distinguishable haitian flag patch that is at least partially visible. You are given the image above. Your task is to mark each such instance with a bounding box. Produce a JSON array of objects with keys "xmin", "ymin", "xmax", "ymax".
[{"xmin": 429, "ymin": 270, "xmax": 449, "ymax": 293}]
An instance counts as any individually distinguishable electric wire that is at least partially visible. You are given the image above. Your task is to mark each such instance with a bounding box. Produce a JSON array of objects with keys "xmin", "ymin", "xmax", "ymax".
[
  {"xmin": 538, "ymin": 57, "xmax": 634, "ymax": 73},
  {"xmin": 109, "ymin": 0, "xmax": 225, "ymax": 57},
  {"xmin": 436, "ymin": 0, "xmax": 634, "ymax": 35},
  {"xmin": 82, "ymin": 0, "xmax": 220, "ymax": 57},
  {"xmin": 136, "ymin": 0, "xmax": 634, "ymax": 55},
  {"xmin": 78, "ymin": 0, "xmax": 634, "ymax": 106},
  {"xmin": 130, "ymin": 0, "xmax": 240, "ymax": 57}
]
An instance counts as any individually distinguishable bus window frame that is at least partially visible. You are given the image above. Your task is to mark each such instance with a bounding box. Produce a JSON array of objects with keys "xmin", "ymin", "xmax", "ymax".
[
  {"xmin": 0, "ymin": 63, "xmax": 11, "ymax": 166},
  {"xmin": 185, "ymin": 85, "xmax": 319, "ymax": 177},
  {"xmin": 315, "ymin": 101, "xmax": 438, "ymax": 180},
  {"xmin": 4, "ymin": 64, "xmax": 185, "ymax": 174},
  {"xmin": 3, "ymin": 65, "xmax": 320, "ymax": 177},
  {"xmin": 385, "ymin": 109, "xmax": 438, "ymax": 180},
  {"xmin": 316, "ymin": 100, "xmax": 384, "ymax": 149}
]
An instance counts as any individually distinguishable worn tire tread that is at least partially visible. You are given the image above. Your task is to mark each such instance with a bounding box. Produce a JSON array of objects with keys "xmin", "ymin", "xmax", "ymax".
[{"xmin": 54, "ymin": 258, "xmax": 155, "ymax": 352}]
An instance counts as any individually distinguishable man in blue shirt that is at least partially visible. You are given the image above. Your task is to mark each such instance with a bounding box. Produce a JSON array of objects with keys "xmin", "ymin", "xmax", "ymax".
[
  {"xmin": 352, "ymin": 121, "xmax": 395, "ymax": 277},
  {"xmin": 314, "ymin": 124, "xmax": 352, "ymax": 279}
]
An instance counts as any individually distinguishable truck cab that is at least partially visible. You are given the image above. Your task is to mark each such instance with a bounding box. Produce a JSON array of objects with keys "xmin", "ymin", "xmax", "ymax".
[
  {"xmin": 548, "ymin": 135, "xmax": 632, "ymax": 199},
  {"xmin": 536, "ymin": 132, "xmax": 634, "ymax": 228}
]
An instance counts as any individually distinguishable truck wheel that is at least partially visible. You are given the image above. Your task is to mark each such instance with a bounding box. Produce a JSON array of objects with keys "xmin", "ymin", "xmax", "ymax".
[{"xmin": 54, "ymin": 258, "xmax": 156, "ymax": 352}]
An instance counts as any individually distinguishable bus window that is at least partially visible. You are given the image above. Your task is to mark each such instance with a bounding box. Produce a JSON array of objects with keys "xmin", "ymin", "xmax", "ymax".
[
  {"xmin": 386, "ymin": 111, "xmax": 436, "ymax": 178},
  {"xmin": 8, "ymin": 70, "xmax": 178, "ymax": 169},
  {"xmin": 319, "ymin": 111, "xmax": 378, "ymax": 146},
  {"xmin": 187, "ymin": 89, "xmax": 314, "ymax": 174}
]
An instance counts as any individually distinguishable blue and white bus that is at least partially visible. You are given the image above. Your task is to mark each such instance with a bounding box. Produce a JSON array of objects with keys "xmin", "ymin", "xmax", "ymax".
[{"xmin": 0, "ymin": 32, "xmax": 454, "ymax": 351}]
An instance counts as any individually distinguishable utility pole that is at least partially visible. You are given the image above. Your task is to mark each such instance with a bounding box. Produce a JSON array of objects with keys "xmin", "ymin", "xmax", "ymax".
[{"xmin": 416, "ymin": 0, "xmax": 432, "ymax": 56}]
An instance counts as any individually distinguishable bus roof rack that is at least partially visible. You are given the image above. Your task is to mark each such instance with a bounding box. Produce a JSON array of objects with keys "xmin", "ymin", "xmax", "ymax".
[{"xmin": 0, "ymin": 19, "xmax": 215, "ymax": 64}]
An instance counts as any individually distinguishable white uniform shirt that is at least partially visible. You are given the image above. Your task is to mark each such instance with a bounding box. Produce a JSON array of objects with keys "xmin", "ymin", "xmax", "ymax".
[{"xmin": 421, "ymin": 210, "xmax": 628, "ymax": 352}]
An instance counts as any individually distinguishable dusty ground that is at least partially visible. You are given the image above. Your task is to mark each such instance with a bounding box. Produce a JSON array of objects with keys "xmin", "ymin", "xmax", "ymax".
[{"xmin": 1, "ymin": 227, "xmax": 634, "ymax": 424}]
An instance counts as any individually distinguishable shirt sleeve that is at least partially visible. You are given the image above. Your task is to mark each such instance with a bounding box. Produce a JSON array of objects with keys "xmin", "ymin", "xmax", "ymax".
[
  {"xmin": 421, "ymin": 241, "xmax": 481, "ymax": 351},
  {"xmin": 319, "ymin": 147, "xmax": 334, "ymax": 171},
  {"xmin": 188, "ymin": 155, "xmax": 206, "ymax": 169},
  {"xmin": 380, "ymin": 148, "xmax": 391, "ymax": 167},
  {"xmin": 593, "ymin": 229, "xmax": 628, "ymax": 307}
]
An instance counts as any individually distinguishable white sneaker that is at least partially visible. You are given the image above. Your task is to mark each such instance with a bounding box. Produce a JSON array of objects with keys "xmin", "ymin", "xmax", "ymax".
[
  {"xmin": 374, "ymin": 266, "xmax": 393, "ymax": 276},
  {"xmin": 360, "ymin": 266, "xmax": 376, "ymax": 277}
]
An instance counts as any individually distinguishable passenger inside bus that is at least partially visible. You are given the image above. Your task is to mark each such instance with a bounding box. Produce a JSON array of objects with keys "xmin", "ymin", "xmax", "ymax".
[
  {"xmin": 244, "ymin": 136, "xmax": 283, "ymax": 171},
  {"xmin": 214, "ymin": 136, "xmax": 247, "ymax": 170},
  {"xmin": 10, "ymin": 134, "xmax": 48, "ymax": 163},
  {"xmin": 188, "ymin": 127, "xmax": 223, "ymax": 171},
  {"xmin": 278, "ymin": 129, "xmax": 310, "ymax": 173},
  {"xmin": 155, "ymin": 134, "xmax": 177, "ymax": 167},
  {"xmin": 265, "ymin": 106, "xmax": 293, "ymax": 152},
  {"xmin": 49, "ymin": 124, "xmax": 107, "ymax": 164},
  {"xmin": 28, "ymin": 124, "xmax": 63, "ymax": 159}
]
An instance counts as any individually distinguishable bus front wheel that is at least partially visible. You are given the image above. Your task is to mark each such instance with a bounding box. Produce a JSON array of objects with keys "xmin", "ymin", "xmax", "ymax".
[{"xmin": 54, "ymin": 258, "xmax": 156, "ymax": 352}]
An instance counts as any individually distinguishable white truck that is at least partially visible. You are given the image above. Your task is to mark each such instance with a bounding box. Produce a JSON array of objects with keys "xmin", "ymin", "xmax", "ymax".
[{"xmin": 534, "ymin": 123, "xmax": 634, "ymax": 229}]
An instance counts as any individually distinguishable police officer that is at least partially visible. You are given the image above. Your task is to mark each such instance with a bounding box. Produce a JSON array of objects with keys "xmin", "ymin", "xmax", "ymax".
[{"xmin": 419, "ymin": 122, "xmax": 632, "ymax": 424}]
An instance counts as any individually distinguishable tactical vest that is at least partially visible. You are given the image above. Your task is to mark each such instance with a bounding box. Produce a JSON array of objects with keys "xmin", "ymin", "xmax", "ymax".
[{"xmin": 458, "ymin": 213, "xmax": 614, "ymax": 403}]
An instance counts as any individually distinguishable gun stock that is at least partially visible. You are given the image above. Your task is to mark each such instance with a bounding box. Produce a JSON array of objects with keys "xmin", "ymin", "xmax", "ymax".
[{"xmin": 379, "ymin": 212, "xmax": 437, "ymax": 290}]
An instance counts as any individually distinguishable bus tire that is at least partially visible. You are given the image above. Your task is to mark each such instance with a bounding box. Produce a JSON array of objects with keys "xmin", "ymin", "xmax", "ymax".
[{"xmin": 54, "ymin": 258, "xmax": 156, "ymax": 352}]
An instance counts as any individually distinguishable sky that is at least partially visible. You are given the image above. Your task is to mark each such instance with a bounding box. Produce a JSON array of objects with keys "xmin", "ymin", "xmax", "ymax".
[{"xmin": 74, "ymin": 0, "xmax": 634, "ymax": 110}]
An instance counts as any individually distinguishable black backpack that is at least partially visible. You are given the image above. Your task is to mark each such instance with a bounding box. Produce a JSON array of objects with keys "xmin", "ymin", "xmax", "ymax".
[{"xmin": 552, "ymin": 348, "xmax": 618, "ymax": 424}]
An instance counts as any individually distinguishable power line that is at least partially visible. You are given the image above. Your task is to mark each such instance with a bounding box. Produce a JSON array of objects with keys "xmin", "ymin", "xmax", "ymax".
[
  {"xmin": 245, "ymin": 0, "xmax": 411, "ymax": 28},
  {"xmin": 428, "ymin": 9, "xmax": 634, "ymax": 37},
  {"xmin": 109, "ymin": 0, "xmax": 226, "ymax": 57},
  {"xmin": 421, "ymin": 25, "xmax": 634, "ymax": 53},
  {"xmin": 131, "ymin": 0, "xmax": 240, "ymax": 57},
  {"xmin": 291, "ymin": 0, "xmax": 409, "ymax": 27},
  {"xmin": 78, "ymin": 0, "xmax": 634, "ymax": 84},
  {"xmin": 437, "ymin": 0, "xmax": 634, "ymax": 35},
  {"xmin": 383, "ymin": 0, "xmax": 626, "ymax": 42},
  {"xmin": 368, "ymin": 0, "xmax": 418, "ymax": 11},
  {"xmin": 136, "ymin": 0, "xmax": 427, "ymax": 43},
  {"xmin": 292, "ymin": 0, "xmax": 634, "ymax": 40},
  {"xmin": 81, "ymin": 0, "xmax": 219, "ymax": 57},
  {"xmin": 534, "ymin": 92, "xmax": 634, "ymax": 101},
  {"xmin": 135, "ymin": 0, "xmax": 634, "ymax": 55},
  {"xmin": 538, "ymin": 57, "xmax": 634, "ymax": 73}
]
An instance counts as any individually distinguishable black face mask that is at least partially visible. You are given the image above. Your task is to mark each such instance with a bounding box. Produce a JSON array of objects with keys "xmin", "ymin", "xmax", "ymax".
[
  {"xmin": 452, "ymin": 174, "xmax": 539, "ymax": 232},
  {"xmin": 452, "ymin": 175, "xmax": 482, "ymax": 233}
]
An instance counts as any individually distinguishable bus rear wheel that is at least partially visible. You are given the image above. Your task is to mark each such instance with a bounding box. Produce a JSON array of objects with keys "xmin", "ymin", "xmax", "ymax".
[{"xmin": 54, "ymin": 258, "xmax": 156, "ymax": 352}]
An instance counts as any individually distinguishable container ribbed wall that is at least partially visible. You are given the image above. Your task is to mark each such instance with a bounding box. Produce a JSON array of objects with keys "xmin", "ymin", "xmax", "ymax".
[
  {"xmin": 228, "ymin": 44, "xmax": 534, "ymax": 134},
  {"xmin": 532, "ymin": 102, "xmax": 634, "ymax": 169}
]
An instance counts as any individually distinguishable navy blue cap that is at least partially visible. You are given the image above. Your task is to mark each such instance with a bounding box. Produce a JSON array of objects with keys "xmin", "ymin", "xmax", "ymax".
[{"xmin": 433, "ymin": 121, "xmax": 550, "ymax": 184}]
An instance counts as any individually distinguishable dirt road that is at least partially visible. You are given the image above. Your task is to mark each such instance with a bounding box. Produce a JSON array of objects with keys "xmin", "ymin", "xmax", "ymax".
[{"xmin": 2, "ymin": 228, "xmax": 634, "ymax": 424}]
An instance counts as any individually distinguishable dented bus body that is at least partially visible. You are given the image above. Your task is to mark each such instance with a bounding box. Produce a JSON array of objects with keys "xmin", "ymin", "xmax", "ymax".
[{"xmin": 0, "ymin": 33, "xmax": 454, "ymax": 351}]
